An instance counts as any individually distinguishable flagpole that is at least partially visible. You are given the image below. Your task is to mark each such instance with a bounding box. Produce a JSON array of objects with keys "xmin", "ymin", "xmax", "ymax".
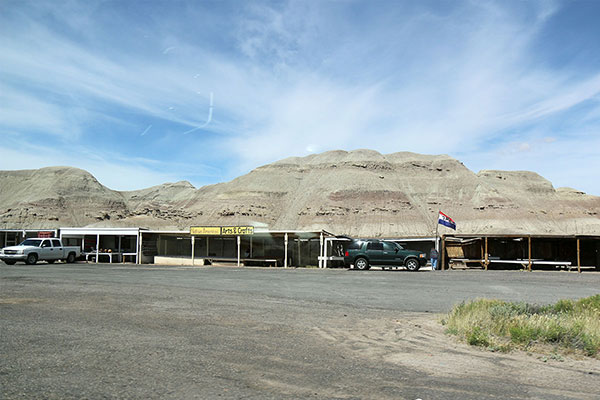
[{"xmin": 435, "ymin": 210, "xmax": 440, "ymax": 251}]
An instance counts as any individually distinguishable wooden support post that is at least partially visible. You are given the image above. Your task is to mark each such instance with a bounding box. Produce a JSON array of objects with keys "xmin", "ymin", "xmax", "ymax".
[
  {"xmin": 441, "ymin": 235, "xmax": 446, "ymax": 270},
  {"xmin": 237, "ymin": 235, "xmax": 241, "ymax": 267},
  {"xmin": 191, "ymin": 236, "xmax": 195, "ymax": 266},
  {"xmin": 528, "ymin": 236, "xmax": 532, "ymax": 272},
  {"xmin": 297, "ymin": 238, "xmax": 301, "ymax": 267},
  {"xmin": 137, "ymin": 232, "xmax": 141, "ymax": 265},
  {"xmin": 206, "ymin": 237, "xmax": 209, "ymax": 256},
  {"xmin": 480, "ymin": 239, "xmax": 484, "ymax": 269},
  {"xmin": 118, "ymin": 236, "xmax": 122, "ymax": 263},
  {"xmin": 324, "ymin": 239, "xmax": 328, "ymax": 269},
  {"xmin": 577, "ymin": 238, "xmax": 581, "ymax": 274},
  {"xmin": 484, "ymin": 237, "xmax": 489, "ymax": 271},
  {"xmin": 284, "ymin": 233, "xmax": 288, "ymax": 268},
  {"xmin": 319, "ymin": 232, "xmax": 324, "ymax": 268}
]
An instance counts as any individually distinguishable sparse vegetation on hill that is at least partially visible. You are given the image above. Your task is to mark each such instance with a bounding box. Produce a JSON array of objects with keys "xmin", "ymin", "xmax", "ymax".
[{"xmin": 443, "ymin": 295, "xmax": 600, "ymax": 357}]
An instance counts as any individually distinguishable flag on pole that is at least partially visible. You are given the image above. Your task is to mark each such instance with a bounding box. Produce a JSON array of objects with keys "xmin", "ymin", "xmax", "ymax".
[{"xmin": 438, "ymin": 211, "xmax": 456, "ymax": 230}]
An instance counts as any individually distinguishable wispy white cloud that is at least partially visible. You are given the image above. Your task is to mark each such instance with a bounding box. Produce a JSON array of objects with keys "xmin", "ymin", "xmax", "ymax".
[
  {"xmin": 0, "ymin": 139, "xmax": 223, "ymax": 191},
  {"xmin": 218, "ymin": 1, "xmax": 581, "ymax": 166},
  {"xmin": 0, "ymin": 82, "xmax": 80, "ymax": 138},
  {"xmin": 0, "ymin": 20, "xmax": 227, "ymax": 133},
  {"xmin": 1, "ymin": 0, "xmax": 599, "ymax": 195},
  {"xmin": 460, "ymin": 129, "xmax": 600, "ymax": 195},
  {"xmin": 0, "ymin": 145, "xmax": 177, "ymax": 191}
]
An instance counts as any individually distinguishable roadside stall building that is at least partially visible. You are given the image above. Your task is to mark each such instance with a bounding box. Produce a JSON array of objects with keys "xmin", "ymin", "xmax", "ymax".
[
  {"xmin": 144, "ymin": 227, "xmax": 333, "ymax": 267},
  {"xmin": 442, "ymin": 234, "xmax": 600, "ymax": 272},
  {"xmin": 59, "ymin": 227, "xmax": 143, "ymax": 264}
]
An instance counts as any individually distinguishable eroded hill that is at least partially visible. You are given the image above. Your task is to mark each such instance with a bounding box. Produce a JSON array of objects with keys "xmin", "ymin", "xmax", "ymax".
[{"xmin": 1, "ymin": 150, "xmax": 599, "ymax": 236}]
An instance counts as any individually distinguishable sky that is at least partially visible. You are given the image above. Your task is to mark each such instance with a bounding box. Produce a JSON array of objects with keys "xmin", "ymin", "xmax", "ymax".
[{"xmin": 1, "ymin": 0, "xmax": 600, "ymax": 195}]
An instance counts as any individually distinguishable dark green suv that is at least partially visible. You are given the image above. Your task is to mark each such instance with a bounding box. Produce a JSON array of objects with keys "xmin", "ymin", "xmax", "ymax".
[{"xmin": 344, "ymin": 239, "xmax": 427, "ymax": 271}]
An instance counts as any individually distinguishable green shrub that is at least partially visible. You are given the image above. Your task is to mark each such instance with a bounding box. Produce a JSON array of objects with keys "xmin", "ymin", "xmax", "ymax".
[
  {"xmin": 510, "ymin": 324, "xmax": 540, "ymax": 344},
  {"xmin": 444, "ymin": 295, "xmax": 600, "ymax": 358},
  {"xmin": 445, "ymin": 327, "xmax": 459, "ymax": 335},
  {"xmin": 467, "ymin": 326, "xmax": 490, "ymax": 347},
  {"xmin": 575, "ymin": 294, "xmax": 600, "ymax": 312},
  {"xmin": 552, "ymin": 299, "xmax": 574, "ymax": 314}
]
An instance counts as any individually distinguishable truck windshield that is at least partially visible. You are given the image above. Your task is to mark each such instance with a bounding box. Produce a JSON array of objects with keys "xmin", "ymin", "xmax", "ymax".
[{"xmin": 20, "ymin": 239, "xmax": 43, "ymax": 247}]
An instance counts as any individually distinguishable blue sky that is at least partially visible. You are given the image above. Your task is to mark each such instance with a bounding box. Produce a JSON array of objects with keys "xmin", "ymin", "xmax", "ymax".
[{"xmin": 1, "ymin": 0, "xmax": 600, "ymax": 195}]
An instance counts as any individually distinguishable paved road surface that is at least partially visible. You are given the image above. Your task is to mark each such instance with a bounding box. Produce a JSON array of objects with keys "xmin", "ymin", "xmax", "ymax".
[{"xmin": 1, "ymin": 263, "xmax": 599, "ymax": 399}]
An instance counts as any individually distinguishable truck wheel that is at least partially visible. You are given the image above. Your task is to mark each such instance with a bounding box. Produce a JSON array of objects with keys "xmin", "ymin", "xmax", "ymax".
[
  {"xmin": 4, "ymin": 260, "xmax": 16, "ymax": 265},
  {"xmin": 66, "ymin": 253, "xmax": 76, "ymax": 263},
  {"xmin": 355, "ymin": 257, "xmax": 369, "ymax": 270},
  {"xmin": 405, "ymin": 258, "xmax": 420, "ymax": 271},
  {"xmin": 26, "ymin": 253, "xmax": 38, "ymax": 265}
]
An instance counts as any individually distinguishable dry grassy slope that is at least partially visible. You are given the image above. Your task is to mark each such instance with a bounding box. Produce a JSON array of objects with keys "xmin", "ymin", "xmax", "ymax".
[{"xmin": 0, "ymin": 150, "xmax": 599, "ymax": 235}]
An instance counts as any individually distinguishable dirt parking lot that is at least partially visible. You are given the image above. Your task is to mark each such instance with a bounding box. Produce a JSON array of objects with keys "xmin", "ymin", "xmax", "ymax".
[{"xmin": 1, "ymin": 263, "xmax": 599, "ymax": 399}]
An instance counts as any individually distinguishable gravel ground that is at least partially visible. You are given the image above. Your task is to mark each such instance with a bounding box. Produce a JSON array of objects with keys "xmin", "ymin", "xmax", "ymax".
[{"xmin": 1, "ymin": 263, "xmax": 599, "ymax": 399}]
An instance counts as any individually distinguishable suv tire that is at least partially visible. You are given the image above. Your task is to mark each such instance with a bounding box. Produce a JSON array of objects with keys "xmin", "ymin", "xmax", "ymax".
[
  {"xmin": 405, "ymin": 258, "xmax": 420, "ymax": 272},
  {"xmin": 355, "ymin": 257, "xmax": 369, "ymax": 270}
]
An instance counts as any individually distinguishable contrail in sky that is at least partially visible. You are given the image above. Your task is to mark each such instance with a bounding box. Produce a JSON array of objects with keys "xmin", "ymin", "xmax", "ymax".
[
  {"xmin": 141, "ymin": 124, "xmax": 152, "ymax": 136},
  {"xmin": 183, "ymin": 92, "xmax": 213, "ymax": 135}
]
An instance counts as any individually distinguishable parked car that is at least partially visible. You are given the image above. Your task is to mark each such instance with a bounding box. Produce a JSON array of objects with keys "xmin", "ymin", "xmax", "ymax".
[
  {"xmin": 0, "ymin": 238, "xmax": 80, "ymax": 265},
  {"xmin": 344, "ymin": 239, "xmax": 427, "ymax": 271}
]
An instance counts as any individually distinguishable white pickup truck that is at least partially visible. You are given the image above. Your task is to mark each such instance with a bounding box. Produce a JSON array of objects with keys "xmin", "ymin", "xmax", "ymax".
[{"xmin": 0, "ymin": 238, "xmax": 80, "ymax": 265}]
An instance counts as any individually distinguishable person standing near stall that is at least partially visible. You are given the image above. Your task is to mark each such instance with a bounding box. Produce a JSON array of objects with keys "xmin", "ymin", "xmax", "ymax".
[{"xmin": 430, "ymin": 247, "xmax": 439, "ymax": 270}]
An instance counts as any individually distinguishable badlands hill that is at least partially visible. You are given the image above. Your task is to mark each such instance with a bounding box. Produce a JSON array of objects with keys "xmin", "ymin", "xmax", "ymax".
[{"xmin": 1, "ymin": 150, "xmax": 599, "ymax": 236}]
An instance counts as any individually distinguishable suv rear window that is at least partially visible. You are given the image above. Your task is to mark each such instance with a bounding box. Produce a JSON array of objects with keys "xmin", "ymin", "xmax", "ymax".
[
  {"xmin": 366, "ymin": 242, "xmax": 383, "ymax": 251},
  {"xmin": 348, "ymin": 241, "xmax": 362, "ymax": 250}
]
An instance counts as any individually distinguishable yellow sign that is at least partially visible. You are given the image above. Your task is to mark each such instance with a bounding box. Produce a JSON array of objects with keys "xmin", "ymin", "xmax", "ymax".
[
  {"xmin": 190, "ymin": 226, "xmax": 222, "ymax": 235},
  {"xmin": 222, "ymin": 226, "xmax": 254, "ymax": 235},
  {"xmin": 190, "ymin": 226, "xmax": 254, "ymax": 236}
]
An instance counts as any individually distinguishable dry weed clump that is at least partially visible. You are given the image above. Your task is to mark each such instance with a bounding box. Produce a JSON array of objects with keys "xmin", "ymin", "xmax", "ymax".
[{"xmin": 442, "ymin": 295, "xmax": 600, "ymax": 357}]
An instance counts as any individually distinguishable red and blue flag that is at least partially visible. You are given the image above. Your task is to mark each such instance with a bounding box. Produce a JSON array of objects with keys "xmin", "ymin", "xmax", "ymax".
[{"xmin": 438, "ymin": 211, "xmax": 456, "ymax": 230}]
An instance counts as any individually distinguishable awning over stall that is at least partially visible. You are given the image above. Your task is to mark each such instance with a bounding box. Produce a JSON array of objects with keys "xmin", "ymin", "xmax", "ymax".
[{"xmin": 59, "ymin": 227, "xmax": 146, "ymax": 264}]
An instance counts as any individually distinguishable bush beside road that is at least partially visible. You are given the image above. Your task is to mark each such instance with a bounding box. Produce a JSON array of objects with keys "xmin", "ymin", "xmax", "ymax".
[{"xmin": 444, "ymin": 296, "xmax": 600, "ymax": 357}]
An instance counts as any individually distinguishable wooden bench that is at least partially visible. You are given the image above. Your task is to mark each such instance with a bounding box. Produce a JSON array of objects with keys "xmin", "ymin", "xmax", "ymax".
[
  {"xmin": 121, "ymin": 253, "xmax": 137, "ymax": 263},
  {"xmin": 449, "ymin": 258, "xmax": 485, "ymax": 269},
  {"xmin": 449, "ymin": 258, "xmax": 572, "ymax": 270},
  {"xmin": 198, "ymin": 257, "xmax": 280, "ymax": 267},
  {"xmin": 85, "ymin": 252, "xmax": 122, "ymax": 263}
]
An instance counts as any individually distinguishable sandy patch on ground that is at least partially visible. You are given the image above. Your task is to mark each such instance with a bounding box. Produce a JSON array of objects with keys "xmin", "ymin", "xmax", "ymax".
[{"xmin": 313, "ymin": 313, "xmax": 600, "ymax": 399}]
